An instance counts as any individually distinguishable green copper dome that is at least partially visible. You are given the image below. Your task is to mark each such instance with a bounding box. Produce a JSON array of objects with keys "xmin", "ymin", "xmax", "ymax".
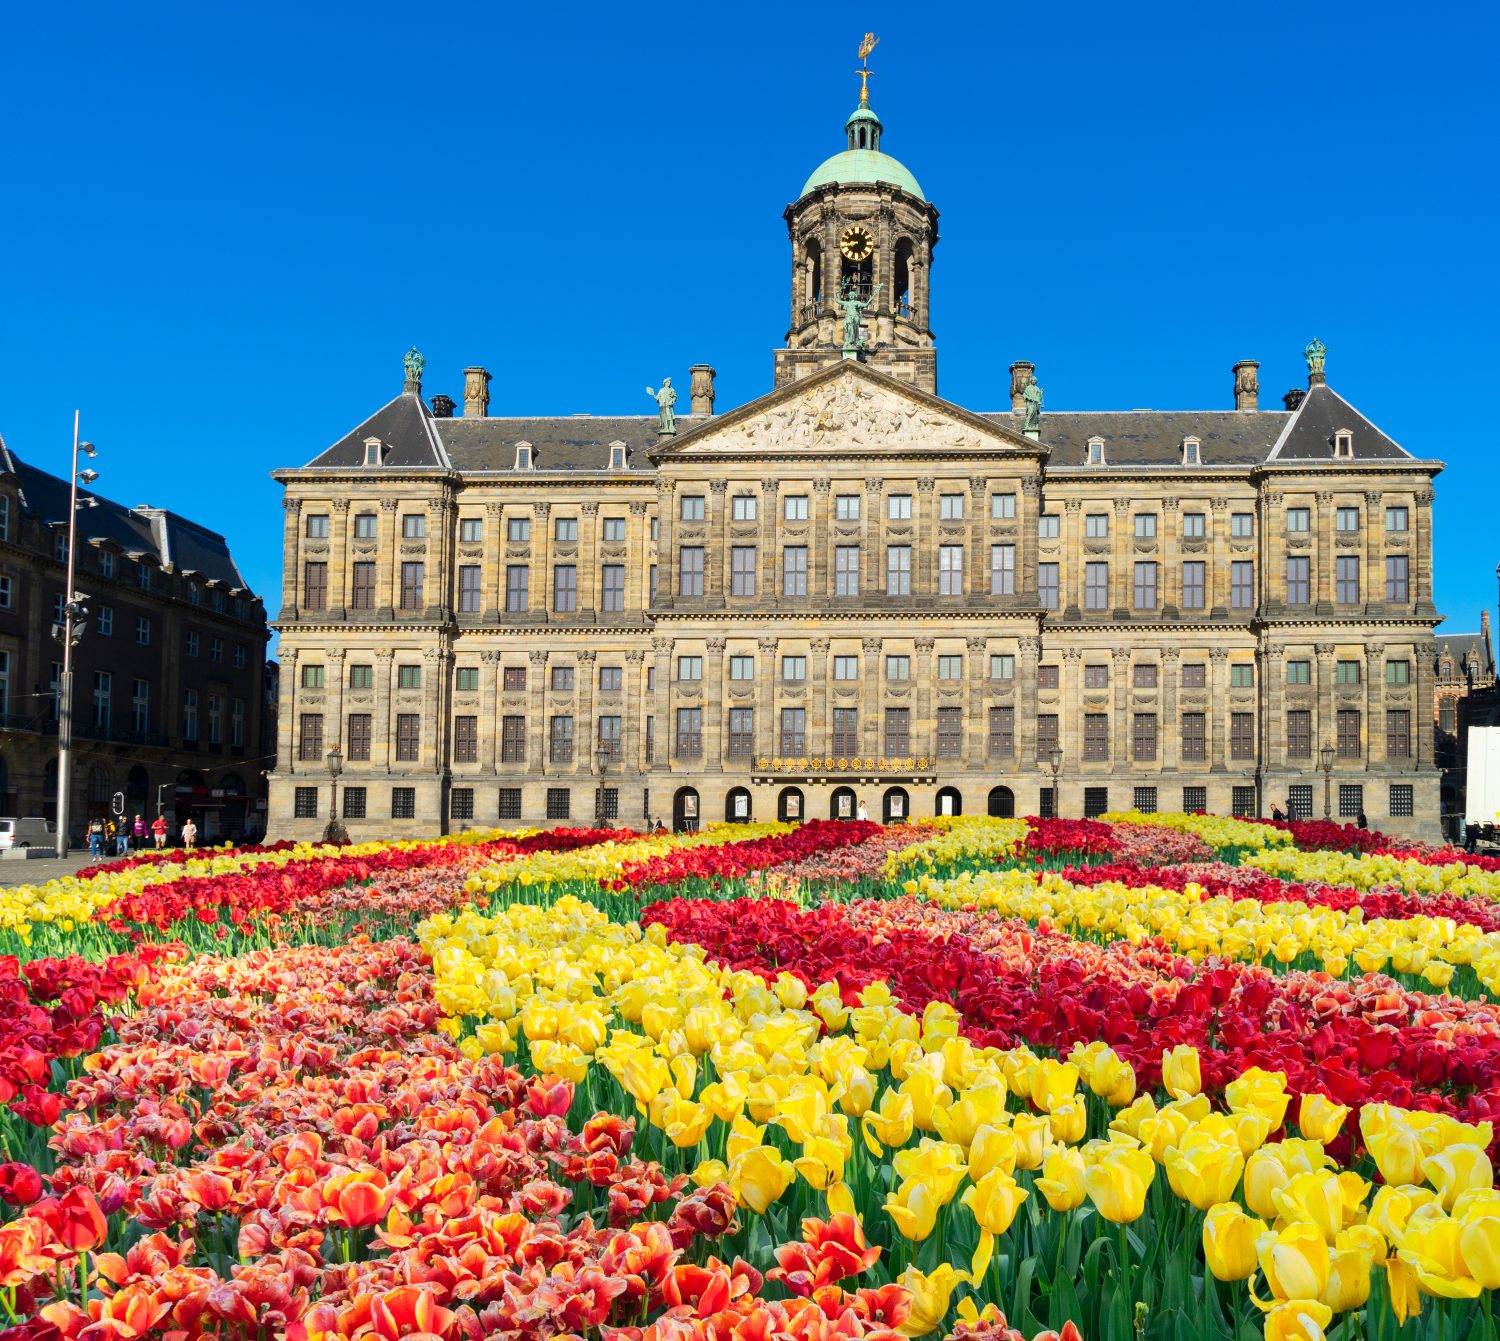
[{"xmin": 798, "ymin": 100, "xmax": 925, "ymax": 202}]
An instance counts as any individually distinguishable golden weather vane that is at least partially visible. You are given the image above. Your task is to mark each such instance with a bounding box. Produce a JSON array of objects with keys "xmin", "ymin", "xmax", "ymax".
[{"xmin": 856, "ymin": 33, "xmax": 879, "ymax": 105}]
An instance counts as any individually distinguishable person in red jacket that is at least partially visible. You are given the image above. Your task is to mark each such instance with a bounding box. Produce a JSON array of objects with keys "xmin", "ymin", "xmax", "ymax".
[{"xmin": 151, "ymin": 814, "xmax": 168, "ymax": 850}]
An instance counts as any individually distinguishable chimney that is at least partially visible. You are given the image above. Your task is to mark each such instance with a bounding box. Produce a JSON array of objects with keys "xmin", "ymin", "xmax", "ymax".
[
  {"xmin": 1009, "ymin": 360, "xmax": 1035, "ymax": 413},
  {"xmin": 463, "ymin": 366, "xmax": 492, "ymax": 418},
  {"xmin": 689, "ymin": 364, "xmax": 716, "ymax": 416},
  {"xmin": 1232, "ymin": 359, "xmax": 1259, "ymax": 412},
  {"xmin": 429, "ymin": 394, "xmax": 456, "ymax": 419},
  {"xmin": 1283, "ymin": 388, "xmax": 1306, "ymax": 411}
]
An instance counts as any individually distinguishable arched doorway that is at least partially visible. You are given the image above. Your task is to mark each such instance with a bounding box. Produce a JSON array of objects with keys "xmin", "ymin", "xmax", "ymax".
[
  {"xmin": 935, "ymin": 786, "xmax": 963, "ymax": 818},
  {"xmin": 725, "ymin": 787, "xmax": 752, "ymax": 823},
  {"xmin": 673, "ymin": 787, "xmax": 700, "ymax": 833},
  {"xmin": 830, "ymin": 786, "xmax": 856, "ymax": 820},
  {"xmin": 883, "ymin": 787, "xmax": 909, "ymax": 825},
  {"xmin": 777, "ymin": 787, "xmax": 804, "ymax": 823},
  {"xmin": 988, "ymin": 785, "xmax": 1015, "ymax": 818}
]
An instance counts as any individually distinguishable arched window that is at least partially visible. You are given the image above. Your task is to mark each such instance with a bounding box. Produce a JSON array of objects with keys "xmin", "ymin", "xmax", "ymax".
[
  {"xmin": 894, "ymin": 238, "xmax": 914, "ymax": 317},
  {"xmin": 935, "ymin": 786, "xmax": 963, "ymax": 818},
  {"xmin": 806, "ymin": 240, "xmax": 823, "ymax": 307},
  {"xmin": 672, "ymin": 787, "xmax": 700, "ymax": 834},
  {"xmin": 725, "ymin": 787, "xmax": 752, "ymax": 823},
  {"xmin": 830, "ymin": 786, "xmax": 857, "ymax": 820},
  {"xmin": 882, "ymin": 787, "xmax": 909, "ymax": 824},
  {"xmin": 777, "ymin": 787, "xmax": 804, "ymax": 823},
  {"xmin": 988, "ymin": 786, "xmax": 1016, "ymax": 818}
]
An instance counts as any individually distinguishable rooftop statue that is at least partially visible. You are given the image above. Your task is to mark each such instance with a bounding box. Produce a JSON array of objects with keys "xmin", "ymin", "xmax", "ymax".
[
  {"xmin": 838, "ymin": 278, "xmax": 881, "ymax": 353},
  {"xmin": 646, "ymin": 378, "xmax": 677, "ymax": 435},
  {"xmin": 1023, "ymin": 374, "xmax": 1044, "ymax": 434},
  {"xmin": 403, "ymin": 347, "xmax": 425, "ymax": 381},
  {"xmin": 1304, "ymin": 338, "xmax": 1327, "ymax": 376}
]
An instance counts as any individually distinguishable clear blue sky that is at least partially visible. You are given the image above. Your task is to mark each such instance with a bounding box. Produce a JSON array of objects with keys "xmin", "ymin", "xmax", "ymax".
[{"xmin": 3, "ymin": 1, "xmax": 1497, "ymax": 645}]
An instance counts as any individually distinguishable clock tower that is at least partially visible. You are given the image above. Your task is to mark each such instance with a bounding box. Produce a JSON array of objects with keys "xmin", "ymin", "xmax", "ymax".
[{"xmin": 775, "ymin": 42, "xmax": 940, "ymax": 392}]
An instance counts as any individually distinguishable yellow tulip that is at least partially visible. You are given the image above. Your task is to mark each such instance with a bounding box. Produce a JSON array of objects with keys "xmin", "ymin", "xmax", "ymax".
[
  {"xmin": 1421, "ymin": 1144, "xmax": 1494, "ymax": 1212},
  {"xmin": 897, "ymin": 1263, "xmax": 966, "ymax": 1337},
  {"xmin": 726, "ymin": 1144, "xmax": 795, "ymax": 1214},
  {"xmin": 1029, "ymin": 1058, "xmax": 1079, "ymax": 1114},
  {"xmin": 1048, "ymin": 1099, "xmax": 1087, "ymax": 1145},
  {"xmin": 885, "ymin": 1177, "xmax": 940, "ymax": 1242},
  {"xmin": 1270, "ymin": 1171, "xmax": 1344, "ymax": 1245},
  {"xmin": 1385, "ymin": 1256, "xmax": 1423, "ymax": 1324},
  {"xmin": 1298, "ymin": 1093, "xmax": 1350, "ymax": 1145},
  {"xmin": 1319, "ymin": 1245, "xmax": 1375, "ymax": 1313},
  {"xmin": 474, "ymin": 1021, "xmax": 514, "ymax": 1055},
  {"xmin": 1161, "ymin": 1045, "xmax": 1202, "ymax": 1100},
  {"xmin": 1368, "ymin": 1184, "xmax": 1439, "ymax": 1248},
  {"xmin": 933, "ymin": 1088, "xmax": 1007, "ymax": 1150},
  {"xmin": 1012, "ymin": 1112, "xmax": 1050, "ymax": 1171},
  {"xmin": 1225, "ymin": 1066, "xmax": 1290, "ymax": 1127},
  {"xmin": 1111, "ymin": 1094, "xmax": 1157, "ymax": 1141},
  {"xmin": 893, "ymin": 1138, "xmax": 968, "ymax": 1207},
  {"xmin": 968, "ymin": 1123, "xmax": 1019, "ymax": 1182},
  {"xmin": 620, "ymin": 1051, "xmax": 670, "ymax": 1106},
  {"xmin": 827, "ymin": 1179, "xmax": 855, "ymax": 1218},
  {"xmin": 1164, "ymin": 1130, "xmax": 1245, "ymax": 1212},
  {"xmin": 1256, "ymin": 1223, "xmax": 1330, "ymax": 1302},
  {"xmin": 1037, "ymin": 1146, "xmax": 1087, "ymax": 1212},
  {"xmin": 662, "ymin": 1097, "xmax": 713, "ymax": 1149},
  {"xmin": 1334, "ymin": 1171, "xmax": 1370, "ymax": 1228},
  {"xmin": 962, "ymin": 1168, "xmax": 1029, "ymax": 1235},
  {"xmin": 1082, "ymin": 1144, "xmax": 1155, "ymax": 1223},
  {"xmin": 793, "ymin": 1135, "xmax": 848, "ymax": 1191},
  {"xmin": 840, "ymin": 1066, "xmax": 875, "ymax": 1118},
  {"xmin": 1261, "ymin": 1300, "xmax": 1333, "ymax": 1341},
  {"xmin": 1244, "ymin": 1140, "xmax": 1331, "ymax": 1221},
  {"xmin": 725, "ymin": 1116, "xmax": 767, "ymax": 1164},
  {"xmin": 700, "ymin": 1076, "xmax": 748, "ymax": 1124},
  {"xmin": 1398, "ymin": 1213, "xmax": 1483, "ymax": 1299},
  {"xmin": 1089, "ymin": 1049, "xmax": 1137, "ymax": 1107},
  {"xmin": 1138, "ymin": 1107, "xmax": 1192, "ymax": 1164},
  {"xmin": 1423, "ymin": 961, "xmax": 1455, "ymax": 989},
  {"xmin": 1366, "ymin": 1122, "xmax": 1425, "ymax": 1186},
  {"xmin": 1202, "ymin": 1202, "xmax": 1266, "ymax": 1282},
  {"xmin": 1458, "ymin": 1213, "xmax": 1500, "ymax": 1289},
  {"xmin": 901, "ymin": 1069, "xmax": 955, "ymax": 1134},
  {"xmin": 691, "ymin": 1157, "xmax": 728, "ymax": 1188},
  {"xmin": 861, "ymin": 1088, "xmax": 915, "ymax": 1157}
]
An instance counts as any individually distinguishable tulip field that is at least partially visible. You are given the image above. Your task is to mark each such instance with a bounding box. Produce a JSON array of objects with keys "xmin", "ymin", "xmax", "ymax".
[{"xmin": 8, "ymin": 815, "xmax": 1500, "ymax": 1341}]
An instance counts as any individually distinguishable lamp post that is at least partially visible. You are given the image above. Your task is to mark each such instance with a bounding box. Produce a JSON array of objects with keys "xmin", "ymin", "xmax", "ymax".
[
  {"xmin": 53, "ymin": 415, "xmax": 98, "ymax": 859},
  {"xmin": 1320, "ymin": 743, "xmax": 1336, "ymax": 820},
  {"xmin": 324, "ymin": 745, "xmax": 346, "ymax": 844},
  {"xmin": 1048, "ymin": 745, "xmax": 1063, "ymax": 819},
  {"xmin": 594, "ymin": 742, "xmax": 612, "ymax": 826}
]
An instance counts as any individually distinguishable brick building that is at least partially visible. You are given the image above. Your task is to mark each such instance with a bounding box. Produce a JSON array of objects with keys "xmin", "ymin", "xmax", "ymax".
[
  {"xmin": 268, "ymin": 74, "xmax": 1445, "ymax": 839},
  {"xmin": 0, "ymin": 434, "xmax": 271, "ymax": 842}
]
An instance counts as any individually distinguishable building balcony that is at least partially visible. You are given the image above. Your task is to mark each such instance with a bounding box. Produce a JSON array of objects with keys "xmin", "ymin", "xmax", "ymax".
[{"xmin": 73, "ymin": 722, "xmax": 172, "ymax": 748}]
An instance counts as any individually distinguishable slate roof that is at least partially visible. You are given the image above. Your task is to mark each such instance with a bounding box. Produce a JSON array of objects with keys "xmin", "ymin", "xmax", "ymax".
[
  {"xmin": 0, "ymin": 434, "xmax": 254, "ymax": 593},
  {"xmin": 439, "ymin": 416, "xmax": 688, "ymax": 473},
  {"xmin": 1268, "ymin": 382, "xmax": 1411, "ymax": 461},
  {"xmin": 992, "ymin": 411, "xmax": 1289, "ymax": 467},
  {"xmin": 1437, "ymin": 629, "xmax": 1495, "ymax": 679},
  {"xmin": 305, "ymin": 393, "xmax": 451, "ymax": 470}
]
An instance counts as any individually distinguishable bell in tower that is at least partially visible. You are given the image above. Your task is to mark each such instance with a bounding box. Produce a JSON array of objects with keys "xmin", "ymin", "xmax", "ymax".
[{"xmin": 775, "ymin": 36, "xmax": 941, "ymax": 392}]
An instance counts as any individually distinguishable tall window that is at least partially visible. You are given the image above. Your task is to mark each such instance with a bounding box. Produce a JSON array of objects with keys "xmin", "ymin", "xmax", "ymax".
[
  {"xmin": 208, "ymin": 695, "xmax": 223, "ymax": 746},
  {"xmin": 678, "ymin": 547, "xmax": 704, "ymax": 597},
  {"xmin": 458, "ymin": 565, "xmax": 481, "ymax": 613},
  {"xmin": 991, "ymin": 654, "xmax": 1014, "ymax": 680},
  {"xmin": 1287, "ymin": 709, "xmax": 1312, "ymax": 758},
  {"xmin": 1336, "ymin": 660, "xmax": 1361, "ymax": 685},
  {"xmin": 397, "ymin": 664, "xmax": 421, "ymax": 690},
  {"xmin": 1387, "ymin": 709, "xmax": 1412, "ymax": 758},
  {"xmin": 888, "ymin": 494, "xmax": 912, "ymax": 520},
  {"xmin": 990, "ymin": 545, "xmax": 1015, "ymax": 596},
  {"xmin": 783, "ymin": 546, "xmax": 808, "ymax": 597},
  {"xmin": 1231, "ymin": 513, "xmax": 1253, "ymax": 539},
  {"xmin": 991, "ymin": 493, "xmax": 1016, "ymax": 519},
  {"xmin": 732, "ymin": 494, "xmax": 758, "ymax": 521},
  {"xmin": 730, "ymin": 547, "xmax": 757, "ymax": 597},
  {"xmin": 727, "ymin": 708, "xmax": 754, "ymax": 756},
  {"xmin": 835, "ymin": 494, "xmax": 860, "ymax": 520},
  {"xmin": 730, "ymin": 655, "xmax": 755, "ymax": 681},
  {"xmin": 302, "ymin": 664, "xmax": 325, "ymax": 689},
  {"xmin": 835, "ymin": 546, "xmax": 860, "ymax": 596},
  {"xmin": 1386, "ymin": 660, "xmax": 1411, "ymax": 685},
  {"xmin": 884, "ymin": 708, "xmax": 910, "ymax": 755},
  {"xmin": 885, "ymin": 655, "xmax": 910, "ymax": 682},
  {"xmin": 506, "ymin": 566, "xmax": 529, "ymax": 612},
  {"xmin": 1183, "ymin": 512, "xmax": 1205, "ymax": 539},
  {"xmin": 352, "ymin": 512, "xmax": 376, "ymax": 539},
  {"xmin": 1336, "ymin": 507, "xmax": 1360, "ymax": 532},
  {"xmin": 1036, "ymin": 714, "xmax": 1059, "ymax": 757},
  {"xmin": 598, "ymin": 665, "xmax": 622, "ymax": 692},
  {"xmin": 453, "ymin": 714, "xmax": 477, "ymax": 768},
  {"xmin": 496, "ymin": 716, "xmax": 526, "ymax": 763},
  {"xmin": 1385, "ymin": 555, "xmax": 1409, "ymax": 602},
  {"xmin": 400, "ymin": 562, "xmax": 424, "ymax": 610},
  {"xmin": 554, "ymin": 516, "xmax": 578, "ymax": 542},
  {"xmin": 1335, "ymin": 556, "xmax": 1360, "ymax": 604},
  {"xmin": 1337, "ymin": 709, "xmax": 1361, "ymax": 758},
  {"xmin": 1386, "ymin": 506, "xmax": 1409, "ymax": 532},
  {"xmin": 395, "ymin": 714, "xmax": 420, "ymax": 761},
  {"xmin": 183, "ymin": 688, "xmax": 198, "ymax": 741},
  {"xmin": 507, "ymin": 516, "xmax": 531, "ymax": 542},
  {"xmin": 1084, "ymin": 563, "xmax": 1108, "ymax": 610},
  {"xmin": 1085, "ymin": 513, "xmax": 1109, "ymax": 538},
  {"xmin": 675, "ymin": 707, "xmax": 702, "ymax": 758},
  {"xmin": 780, "ymin": 707, "xmax": 806, "ymax": 754},
  {"xmin": 351, "ymin": 561, "xmax": 375, "ymax": 609},
  {"xmin": 833, "ymin": 708, "xmax": 859, "ymax": 755},
  {"xmin": 1230, "ymin": 561, "xmax": 1254, "ymax": 609},
  {"xmin": 1038, "ymin": 515, "xmax": 1060, "ymax": 539},
  {"xmin": 1286, "ymin": 508, "xmax": 1309, "ymax": 533},
  {"xmin": 939, "ymin": 493, "xmax": 965, "ymax": 520},
  {"xmin": 887, "ymin": 546, "xmax": 911, "ymax": 595},
  {"xmin": 679, "ymin": 495, "xmax": 705, "ymax": 522},
  {"xmin": 677, "ymin": 655, "xmax": 702, "ymax": 682},
  {"xmin": 553, "ymin": 565, "xmax": 577, "ymax": 611},
  {"xmin": 1134, "ymin": 514, "xmax": 1157, "ymax": 539},
  {"xmin": 131, "ymin": 679, "xmax": 149, "ymax": 735},
  {"xmin": 1133, "ymin": 562, "xmax": 1157, "ymax": 610},
  {"xmin": 298, "ymin": 712, "xmax": 323, "ymax": 761},
  {"xmin": 231, "ymin": 698, "xmax": 244, "ymax": 748},
  {"xmin": 938, "ymin": 545, "xmax": 964, "ymax": 595},
  {"xmin": 936, "ymin": 707, "xmax": 963, "ymax": 757},
  {"xmin": 601, "ymin": 564, "xmax": 625, "ymax": 611},
  {"xmin": 783, "ymin": 495, "xmax": 809, "ymax": 521},
  {"xmin": 1132, "ymin": 713, "xmax": 1157, "ymax": 761},
  {"xmin": 938, "ymin": 655, "xmax": 963, "ymax": 681},
  {"xmin": 551, "ymin": 665, "xmax": 574, "ymax": 692},
  {"xmin": 92, "ymin": 670, "xmax": 112, "ymax": 729},
  {"xmin": 402, "ymin": 514, "xmax": 426, "ymax": 539},
  {"xmin": 1083, "ymin": 713, "xmax": 1109, "ymax": 760},
  {"xmin": 988, "ymin": 706, "xmax": 1014, "ymax": 758},
  {"xmin": 136, "ymin": 617, "xmax": 152, "ymax": 646},
  {"xmin": 347, "ymin": 714, "xmax": 371, "ymax": 761},
  {"xmin": 601, "ymin": 517, "xmax": 625, "ymax": 542},
  {"xmin": 1084, "ymin": 664, "xmax": 1109, "ymax": 689},
  {"xmin": 459, "ymin": 517, "xmax": 483, "ymax": 544},
  {"xmin": 1231, "ymin": 713, "xmax": 1255, "ymax": 760},
  {"xmin": 1181, "ymin": 712, "xmax": 1207, "ymax": 762},
  {"xmin": 1038, "ymin": 563, "xmax": 1059, "ymax": 609},
  {"xmin": 1287, "ymin": 660, "xmax": 1310, "ymax": 685},
  {"xmin": 1182, "ymin": 561, "xmax": 1205, "ymax": 611},
  {"xmin": 549, "ymin": 716, "xmax": 574, "ymax": 763},
  {"xmin": 303, "ymin": 562, "xmax": 327, "ymax": 610},
  {"xmin": 1181, "ymin": 664, "xmax": 1206, "ymax": 689},
  {"xmin": 1286, "ymin": 556, "xmax": 1310, "ymax": 605},
  {"xmin": 781, "ymin": 655, "xmax": 806, "ymax": 682}
]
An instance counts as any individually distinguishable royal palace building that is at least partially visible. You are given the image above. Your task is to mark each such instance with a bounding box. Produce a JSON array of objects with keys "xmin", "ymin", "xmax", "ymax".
[{"xmin": 268, "ymin": 73, "xmax": 1445, "ymax": 839}]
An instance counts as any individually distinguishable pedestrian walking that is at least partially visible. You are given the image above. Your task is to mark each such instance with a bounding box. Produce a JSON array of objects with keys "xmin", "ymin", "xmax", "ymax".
[
  {"xmin": 87, "ymin": 817, "xmax": 105, "ymax": 862},
  {"xmin": 856, "ymin": 798, "xmax": 869, "ymax": 822},
  {"xmin": 151, "ymin": 814, "xmax": 168, "ymax": 850},
  {"xmin": 132, "ymin": 814, "xmax": 146, "ymax": 848},
  {"xmin": 181, "ymin": 816, "xmax": 197, "ymax": 851}
]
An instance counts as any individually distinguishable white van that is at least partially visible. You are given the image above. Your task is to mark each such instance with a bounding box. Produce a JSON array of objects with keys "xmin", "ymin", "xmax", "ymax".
[{"xmin": 0, "ymin": 818, "xmax": 57, "ymax": 849}]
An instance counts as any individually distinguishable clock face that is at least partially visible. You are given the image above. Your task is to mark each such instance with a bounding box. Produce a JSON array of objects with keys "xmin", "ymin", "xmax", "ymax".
[{"xmin": 839, "ymin": 224, "xmax": 875, "ymax": 262}]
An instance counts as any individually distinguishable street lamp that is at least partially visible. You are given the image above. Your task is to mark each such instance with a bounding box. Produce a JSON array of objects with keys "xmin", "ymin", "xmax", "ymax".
[
  {"xmin": 1048, "ymin": 745, "xmax": 1063, "ymax": 819},
  {"xmin": 324, "ymin": 745, "xmax": 346, "ymax": 844},
  {"xmin": 53, "ymin": 416, "xmax": 98, "ymax": 859},
  {"xmin": 1319, "ymin": 743, "xmax": 1336, "ymax": 820},
  {"xmin": 594, "ymin": 741, "xmax": 613, "ymax": 826}
]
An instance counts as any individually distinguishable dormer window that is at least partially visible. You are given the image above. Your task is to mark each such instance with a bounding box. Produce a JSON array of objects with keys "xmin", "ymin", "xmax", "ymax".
[
  {"xmin": 608, "ymin": 440, "xmax": 628, "ymax": 470},
  {"xmin": 1087, "ymin": 436, "xmax": 1107, "ymax": 466},
  {"xmin": 362, "ymin": 436, "xmax": 384, "ymax": 467},
  {"xmin": 514, "ymin": 441, "xmax": 533, "ymax": 471},
  {"xmin": 1333, "ymin": 428, "xmax": 1354, "ymax": 459},
  {"xmin": 1182, "ymin": 436, "xmax": 1202, "ymax": 466}
]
